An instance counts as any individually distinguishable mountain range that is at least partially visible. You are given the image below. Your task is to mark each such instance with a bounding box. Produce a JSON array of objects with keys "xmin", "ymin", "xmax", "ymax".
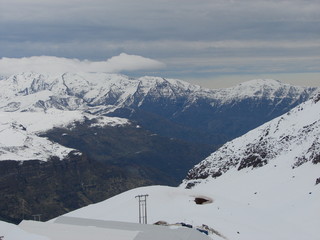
[
  {"xmin": 0, "ymin": 72, "xmax": 318, "ymax": 222},
  {"xmin": 0, "ymin": 72, "xmax": 316, "ymax": 145}
]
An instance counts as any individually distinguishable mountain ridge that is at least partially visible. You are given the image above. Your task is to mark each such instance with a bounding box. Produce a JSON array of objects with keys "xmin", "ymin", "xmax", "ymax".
[
  {"xmin": 1, "ymin": 72, "xmax": 316, "ymax": 112},
  {"xmin": 182, "ymin": 92, "xmax": 320, "ymax": 188},
  {"xmin": 1, "ymin": 72, "xmax": 316, "ymax": 149}
]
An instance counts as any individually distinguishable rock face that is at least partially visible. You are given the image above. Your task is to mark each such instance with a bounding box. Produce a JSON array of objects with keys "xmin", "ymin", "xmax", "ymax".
[{"xmin": 183, "ymin": 93, "xmax": 320, "ymax": 189}]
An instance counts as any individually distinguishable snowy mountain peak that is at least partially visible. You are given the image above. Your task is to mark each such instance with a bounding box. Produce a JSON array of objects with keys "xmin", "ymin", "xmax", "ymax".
[
  {"xmin": 0, "ymin": 72, "xmax": 317, "ymax": 113},
  {"xmin": 213, "ymin": 78, "xmax": 314, "ymax": 104},
  {"xmin": 238, "ymin": 78, "xmax": 282, "ymax": 86}
]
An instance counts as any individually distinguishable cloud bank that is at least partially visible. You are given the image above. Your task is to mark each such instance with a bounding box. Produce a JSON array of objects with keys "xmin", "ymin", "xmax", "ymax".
[
  {"xmin": 1, "ymin": 0, "xmax": 319, "ymax": 87},
  {"xmin": 0, "ymin": 53, "xmax": 165, "ymax": 76}
]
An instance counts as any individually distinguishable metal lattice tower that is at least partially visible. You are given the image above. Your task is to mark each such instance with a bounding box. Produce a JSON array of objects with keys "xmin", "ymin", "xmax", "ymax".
[
  {"xmin": 32, "ymin": 214, "xmax": 42, "ymax": 221},
  {"xmin": 135, "ymin": 194, "xmax": 149, "ymax": 224}
]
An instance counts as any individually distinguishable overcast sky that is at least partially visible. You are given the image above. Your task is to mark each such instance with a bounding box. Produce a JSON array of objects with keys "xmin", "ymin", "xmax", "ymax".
[{"xmin": 0, "ymin": 0, "xmax": 319, "ymax": 88}]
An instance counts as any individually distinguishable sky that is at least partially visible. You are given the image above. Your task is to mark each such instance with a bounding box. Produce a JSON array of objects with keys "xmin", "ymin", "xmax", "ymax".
[{"xmin": 0, "ymin": 0, "xmax": 319, "ymax": 89}]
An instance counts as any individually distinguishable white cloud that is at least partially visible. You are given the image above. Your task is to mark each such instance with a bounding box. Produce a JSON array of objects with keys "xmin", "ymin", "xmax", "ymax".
[
  {"xmin": 103, "ymin": 53, "xmax": 165, "ymax": 72},
  {"xmin": 0, "ymin": 53, "xmax": 165, "ymax": 76}
]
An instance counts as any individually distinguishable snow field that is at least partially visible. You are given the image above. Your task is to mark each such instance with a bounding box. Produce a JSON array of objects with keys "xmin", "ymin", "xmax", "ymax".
[{"xmin": 0, "ymin": 221, "xmax": 49, "ymax": 240}]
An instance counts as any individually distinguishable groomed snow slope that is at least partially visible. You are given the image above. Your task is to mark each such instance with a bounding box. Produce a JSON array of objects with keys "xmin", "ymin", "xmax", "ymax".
[
  {"xmin": 60, "ymin": 94, "xmax": 320, "ymax": 240},
  {"xmin": 61, "ymin": 181, "xmax": 319, "ymax": 240}
]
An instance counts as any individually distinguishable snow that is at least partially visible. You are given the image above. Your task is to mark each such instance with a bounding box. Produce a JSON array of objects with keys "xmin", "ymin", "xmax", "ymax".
[
  {"xmin": 58, "ymin": 164, "xmax": 320, "ymax": 240},
  {"xmin": 59, "ymin": 186, "xmax": 222, "ymax": 238},
  {"xmin": 187, "ymin": 161, "xmax": 320, "ymax": 239},
  {"xmin": 0, "ymin": 109, "xmax": 84, "ymax": 161},
  {"xmin": 88, "ymin": 115, "xmax": 129, "ymax": 127},
  {"xmin": 210, "ymin": 78, "xmax": 314, "ymax": 104},
  {"xmin": 0, "ymin": 220, "xmax": 49, "ymax": 240},
  {"xmin": 19, "ymin": 216, "xmax": 210, "ymax": 240},
  {"xmin": 19, "ymin": 220, "xmax": 139, "ymax": 240}
]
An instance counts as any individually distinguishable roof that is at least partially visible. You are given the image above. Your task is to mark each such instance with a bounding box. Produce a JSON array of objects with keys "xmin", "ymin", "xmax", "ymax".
[{"xmin": 19, "ymin": 216, "xmax": 211, "ymax": 240}]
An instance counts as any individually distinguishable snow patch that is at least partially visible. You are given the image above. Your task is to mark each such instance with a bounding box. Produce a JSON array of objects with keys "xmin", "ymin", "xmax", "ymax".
[{"xmin": 0, "ymin": 109, "xmax": 129, "ymax": 161}]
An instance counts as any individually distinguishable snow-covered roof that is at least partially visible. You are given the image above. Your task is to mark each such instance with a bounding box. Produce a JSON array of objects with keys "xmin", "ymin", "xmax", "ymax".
[{"xmin": 19, "ymin": 216, "xmax": 210, "ymax": 240}]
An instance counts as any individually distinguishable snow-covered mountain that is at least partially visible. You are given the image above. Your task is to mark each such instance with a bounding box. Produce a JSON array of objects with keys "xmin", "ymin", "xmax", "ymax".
[
  {"xmin": 58, "ymin": 93, "xmax": 320, "ymax": 240},
  {"xmin": 1, "ymin": 72, "xmax": 316, "ymax": 162},
  {"xmin": 0, "ymin": 72, "xmax": 313, "ymax": 110},
  {"xmin": 1, "ymin": 72, "xmax": 311, "ymax": 112},
  {"xmin": 183, "ymin": 92, "xmax": 320, "ymax": 187},
  {"xmin": 0, "ymin": 72, "xmax": 316, "ymax": 146},
  {"xmin": 0, "ymin": 109, "xmax": 128, "ymax": 161},
  {"xmin": 0, "ymin": 72, "xmax": 199, "ymax": 113},
  {"xmin": 0, "ymin": 72, "xmax": 315, "ymax": 163}
]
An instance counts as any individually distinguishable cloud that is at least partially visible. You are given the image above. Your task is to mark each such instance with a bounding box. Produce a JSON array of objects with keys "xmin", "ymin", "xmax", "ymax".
[
  {"xmin": 103, "ymin": 53, "xmax": 165, "ymax": 72},
  {"xmin": 0, "ymin": 0, "xmax": 319, "ymax": 87},
  {"xmin": 2, "ymin": 0, "xmax": 319, "ymax": 43},
  {"xmin": 0, "ymin": 53, "xmax": 165, "ymax": 76}
]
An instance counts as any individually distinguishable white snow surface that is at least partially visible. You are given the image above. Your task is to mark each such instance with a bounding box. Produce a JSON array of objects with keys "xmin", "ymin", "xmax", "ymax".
[
  {"xmin": 18, "ymin": 220, "xmax": 140, "ymax": 240},
  {"xmin": 57, "ymin": 94, "xmax": 320, "ymax": 240},
  {"xmin": 0, "ymin": 220, "xmax": 49, "ymax": 240},
  {"xmin": 60, "ymin": 180, "xmax": 320, "ymax": 240}
]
